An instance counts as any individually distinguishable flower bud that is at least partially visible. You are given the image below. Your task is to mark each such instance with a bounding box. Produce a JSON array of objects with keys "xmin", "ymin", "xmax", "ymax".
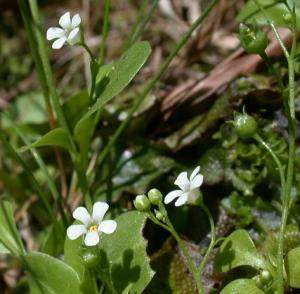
[
  {"xmin": 134, "ymin": 195, "xmax": 151, "ymax": 212},
  {"xmin": 283, "ymin": 13, "xmax": 292, "ymax": 25},
  {"xmin": 148, "ymin": 188, "xmax": 163, "ymax": 206},
  {"xmin": 233, "ymin": 112, "xmax": 258, "ymax": 139},
  {"xmin": 239, "ymin": 23, "xmax": 268, "ymax": 55},
  {"xmin": 155, "ymin": 210, "xmax": 165, "ymax": 222}
]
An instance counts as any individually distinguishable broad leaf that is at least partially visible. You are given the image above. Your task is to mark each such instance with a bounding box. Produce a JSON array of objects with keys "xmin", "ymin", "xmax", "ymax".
[
  {"xmin": 78, "ymin": 41, "xmax": 151, "ymax": 124},
  {"xmin": 237, "ymin": 0, "xmax": 300, "ymax": 29},
  {"xmin": 221, "ymin": 279, "xmax": 264, "ymax": 294},
  {"xmin": 25, "ymin": 252, "xmax": 82, "ymax": 294},
  {"xmin": 20, "ymin": 128, "xmax": 75, "ymax": 152},
  {"xmin": 286, "ymin": 247, "xmax": 300, "ymax": 288},
  {"xmin": 215, "ymin": 229, "xmax": 265, "ymax": 272},
  {"xmin": 99, "ymin": 211, "xmax": 154, "ymax": 293},
  {"xmin": 0, "ymin": 201, "xmax": 25, "ymax": 256}
]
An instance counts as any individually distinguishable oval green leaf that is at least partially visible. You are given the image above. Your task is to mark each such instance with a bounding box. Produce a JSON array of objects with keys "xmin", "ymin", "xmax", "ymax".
[
  {"xmin": 215, "ymin": 229, "xmax": 265, "ymax": 272},
  {"xmin": 221, "ymin": 279, "xmax": 264, "ymax": 294},
  {"xmin": 25, "ymin": 252, "xmax": 83, "ymax": 294},
  {"xmin": 286, "ymin": 246, "xmax": 300, "ymax": 288}
]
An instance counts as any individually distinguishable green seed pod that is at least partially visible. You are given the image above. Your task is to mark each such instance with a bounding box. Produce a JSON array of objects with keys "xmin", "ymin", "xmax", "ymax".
[
  {"xmin": 260, "ymin": 270, "xmax": 272, "ymax": 284},
  {"xmin": 134, "ymin": 194, "xmax": 151, "ymax": 212},
  {"xmin": 239, "ymin": 23, "xmax": 268, "ymax": 55},
  {"xmin": 148, "ymin": 188, "xmax": 163, "ymax": 206},
  {"xmin": 233, "ymin": 112, "xmax": 258, "ymax": 139},
  {"xmin": 79, "ymin": 247, "xmax": 101, "ymax": 269}
]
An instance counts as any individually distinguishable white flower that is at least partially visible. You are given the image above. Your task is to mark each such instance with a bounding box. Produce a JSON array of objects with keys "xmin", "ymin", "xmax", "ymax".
[
  {"xmin": 46, "ymin": 12, "xmax": 81, "ymax": 49},
  {"xmin": 164, "ymin": 166, "xmax": 203, "ymax": 206},
  {"xmin": 67, "ymin": 202, "xmax": 117, "ymax": 246}
]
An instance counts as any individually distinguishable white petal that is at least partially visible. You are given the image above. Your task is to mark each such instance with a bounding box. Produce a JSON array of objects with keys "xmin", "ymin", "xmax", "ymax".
[
  {"xmin": 67, "ymin": 224, "xmax": 86, "ymax": 240},
  {"xmin": 174, "ymin": 171, "xmax": 190, "ymax": 191},
  {"xmin": 164, "ymin": 190, "xmax": 183, "ymax": 204},
  {"xmin": 67, "ymin": 28, "xmax": 80, "ymax": 45},
  {"xmin": 72, "ymin": 206, "xmax": 91, "ymax": 226},
  {"xmin": 46, "ymin": 27, "xmax": 65, "ymax": 40},
  {"xmin": 92, "ymin": 202, "xmax": 109, "ymax": 223},
  {"xmin": 72, "ymin": 14, "xmax": 81, "ymax": 27},
  {"xmin": 190, "ymin": 166, "xmax": 200, "ymax": 181},
  {"xmin": 59, "ymin": 12, "xmax": 72, "ymax": 29},
  {"xmin": 99, "ymin": 220, "xmax": 117, "ymax": 234},
  {"xmin": 190, "ymin": 174, "xmax": 203, "ymax": 190},
  {"xmin": 84, "ymin": 231, "xmax": 99, "ymax": 246},
  {"xmin": 175, "ymin": 193, "xmax": 188, "ymax": 206},
  {"xmin": 52, "ymin": 37, "xmax": 67, "ymax": 49}
]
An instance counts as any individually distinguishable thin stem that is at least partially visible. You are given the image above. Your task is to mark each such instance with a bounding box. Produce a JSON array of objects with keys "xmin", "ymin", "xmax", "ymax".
[
  {"xmin": 260, "ymin": 51, "xmax": 285, "ymax": 91},
  {"xmin": 98, "ymin": 0, "xmax": 111, "ymax": 65},
  {"xmin": 0, "ymin": 133, "xmax": 56, "ymax": 223},
  {"xmin": 27, "ymin": 0, "xmax": 73, "ymax": 135},
  {"xmin": 197, "ymin": 204, "xmax": 216, "ymax": 275},
  {"xmin": 276, "ymin": 11, "xmax": 297, "ymax": 293},
  {"xmin": 123, "ymin": 0, "xmax": 148, "ymax": 51},
  {"xmin": 95, "ymin": 0, "xmax": 221, "ymax": 168},
  {"xmin": 148, "ymin": 213, "xmax": 203, "ymax": 293},
  {"xmin": 253, "ymin": 0, "xmax": 289, "ymax": 60},
  {"xmin": 254, "ymin": 134, "xmax": 286, "ymax": 193}
]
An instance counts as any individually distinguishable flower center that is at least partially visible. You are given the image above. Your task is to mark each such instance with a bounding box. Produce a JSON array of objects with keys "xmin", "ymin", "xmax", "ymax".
[{"xmin": 88, "ymin": 225, "xmax": 98, "ymax": 233}]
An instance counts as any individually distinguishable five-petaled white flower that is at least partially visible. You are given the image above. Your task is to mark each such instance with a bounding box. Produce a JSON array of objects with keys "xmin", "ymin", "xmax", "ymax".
[
  {"xmin": 164, "ymin": 166, "xmax": 203, "ymax": 206},
  {"xmin": 46, "ymin": 12, "xmax": 81, "ymax": 49},
  {"xmin": 67, "ymin": 202, "xmax": 117, "ymax": 246}
]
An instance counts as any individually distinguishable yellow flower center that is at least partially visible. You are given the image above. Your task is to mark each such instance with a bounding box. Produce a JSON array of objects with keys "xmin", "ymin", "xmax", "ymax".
[{"xmin": 88, "ymin": 225, "xmax": 98, "ymax": 232}]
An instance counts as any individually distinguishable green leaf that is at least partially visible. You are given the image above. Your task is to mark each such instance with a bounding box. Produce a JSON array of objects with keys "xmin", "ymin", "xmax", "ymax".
[
  {"xmin": 0, "ymin": 201, "xmax": 25, "ymax": 256},
  {"xmin": 74, "ymin": 116, "xmax": 95, "ymax": 170},
  {"xmin": 41, "ymin": 222, "xmax": 64, "ymax": 256},
  {"xmin": 221, "ymin": 279, "xmax": 264, "ymax": 294},
  {"xmin": 236, "ymin": 0, "xmax": 300, "ymax": 29},
  {"xmin": 79, "ymin": 41, "xmax": 151, "ymax": 122},
  {"xmin": 215, "ymin": 229, "xmax": 265, "ymax": 272},
  {"xmin": 99, "ymin": 211, "xmax": 154, "ymax": 293},
  {"xmin": 25, "ymin": 252, "xmax": 83, "ymax": 294},
  {"xmin": 286, "ymin": 246, "xmax": 300, "ymax": 288},
  {"xmin": 0, "ymin": 241, "xmax": 11, "ymax": 254},
  {"xmin": 20, "ymin": 128, "xmax": 75, "ymax": 152}
]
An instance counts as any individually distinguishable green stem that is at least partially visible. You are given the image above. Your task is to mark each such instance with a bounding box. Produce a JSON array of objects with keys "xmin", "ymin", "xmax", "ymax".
[
  {"xmin": 27, "ymin": 0, "xmax": 73, "ymax": 135},
  {"xmin": 276, "ymin": 13, "xmax": 297, "ymax": 293},
  {"xmin": 260, "ymin": 51, "xmax": 285, "ymax": 91},
  {"xmin": 254, "ymin": 134, "xmax": 286, "ymax": 193},
  {"xmin": 98, "ymin": 0, "xmax": 111, "ymax": 65},
  {"xmin": 253, "ymin": 0, "xmax": 289, "ymax": 60},
  {"xmin": 95, "ymin": 0, "xmax": 221, "ymax": 168},
  {"xmin": 197, "ymin": 204, "xmax": 216, "ymax": 275},
  {"xmin": 0, "ymin": 133, "xmax": 56, "ymax": 224},
  {"xmin": 123, "ymin": 0, "xmax": 149, "ymax": 51},
  {"xmin": 148, "ymin": 213, "xmax": 203, "ymax": 293}
]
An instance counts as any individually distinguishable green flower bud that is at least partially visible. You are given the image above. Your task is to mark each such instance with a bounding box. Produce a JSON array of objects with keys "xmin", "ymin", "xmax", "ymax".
[
  {"xmin": 134, "ymin": 195, "xmax": 151, "ymax": 212},
  {"xmin": 79, "ymin": 247, "xmax": 100, "ymax": 269},
  {"xmin": 233, "ymin": 112, "xmax": 258, "ymax": 139},
  {"xmin": 155, "ymin": 210, "xmax": 165, "ymax": 222},
  {"xmin": 239, "ymin": 23, "xmax": 268, "ymax": 55},
  {"xmin": 148, "ymin": 188, "xmax": 163, "ymax": 205}
]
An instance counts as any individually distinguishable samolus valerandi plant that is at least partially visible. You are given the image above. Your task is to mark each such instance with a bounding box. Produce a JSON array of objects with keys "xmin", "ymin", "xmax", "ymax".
[{"xmin": 0, "ymin": 0, "xmax": 224, "ymax": 293}]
